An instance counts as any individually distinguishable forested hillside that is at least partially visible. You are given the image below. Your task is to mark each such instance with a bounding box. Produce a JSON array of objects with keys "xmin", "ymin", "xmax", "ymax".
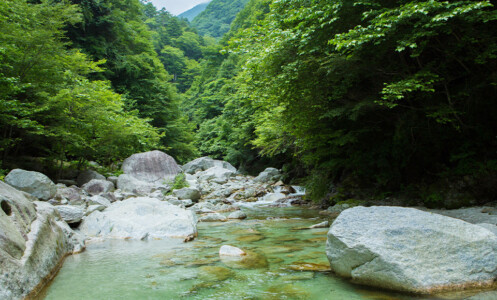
[
  {"xmin": 1, "ymin": 0, "xmax": 497, "ymax": 207},
  {"xmin": 191, "ymin": 0, "xmax": 249, "ymax": 38},
  {"xmin": 178, "ymin": 1, "xmax": 211, "ymax": 22}
]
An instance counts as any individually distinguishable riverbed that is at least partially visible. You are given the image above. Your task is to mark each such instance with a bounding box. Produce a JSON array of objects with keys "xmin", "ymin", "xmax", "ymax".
[{"xmin": 39, "ymin": 206, "xmax": 479, "ymax": 299}]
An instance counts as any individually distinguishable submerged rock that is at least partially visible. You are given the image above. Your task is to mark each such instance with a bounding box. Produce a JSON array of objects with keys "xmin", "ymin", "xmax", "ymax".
[
  {"xmin": 5, "ymin": 169, "xmax": 56, "ymax": 200},
  {"xmin": 228, "ymin": 210, "xmax": 247, "ymax": 219},
  {"xmin": 0, "ymin": 181, "xmax": 81, "ymax": 300},
  {"xmin": 326, "ymin": 206, "xmax": 497, "ymax": 294},
  {"xmin": 79, "ymin": 197, "xmax": 198, "ymax": 240},
  {"xmin": 219, "ymin": 245, "xmax": 246, "ymax": 257}
]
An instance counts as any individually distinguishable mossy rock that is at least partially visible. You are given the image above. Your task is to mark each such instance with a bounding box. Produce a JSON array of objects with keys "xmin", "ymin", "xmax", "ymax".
[{"xmin": 198, "ymin": 266, "xmax": 234, "ymax": 282}]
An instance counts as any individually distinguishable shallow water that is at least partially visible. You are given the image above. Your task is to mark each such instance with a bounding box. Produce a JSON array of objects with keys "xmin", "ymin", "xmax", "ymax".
[{"xmin": 41, "ymin": 206, "xmax": 480, "ymax": 299}]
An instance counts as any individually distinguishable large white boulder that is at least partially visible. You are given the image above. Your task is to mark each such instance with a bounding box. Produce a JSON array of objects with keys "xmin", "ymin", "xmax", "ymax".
[
  {"xmin": 197, "ymin": 166, "xmax": 235, "ymax": 184},
  {"xmin": 326, "ymin": 206, "xmax": 497, "ymax": 294},
  {"xmin": 121, "ymin": 150, "xmax": 181, "ymax": 183},
  {"xmin": 5, "ymin": 169, "xmax": 56, "ymax": 200},
  {"xmin": 0, "ymin": 181, "xmax": 82, "ymax": 300},
  {"xmin": 79, "ymin": 197, "xmax": 197, "ymax": 240},
  {"xmin": 182, "ymin": 156, "xmax": 236, "ymax": 174}
]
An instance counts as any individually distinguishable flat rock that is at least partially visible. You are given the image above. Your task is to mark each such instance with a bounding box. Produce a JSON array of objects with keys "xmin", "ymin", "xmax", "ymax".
[
  {"xmin": 5, "ymin": 169, "xmax": 56, "ymax": 200},
  {"xmin": 55, "ymin": 205, "xmax": 85, "ymax": 224},
  {"xmin": 199, "ymin": 212, "xmax": 227, "ymax": 222},
  {"xmin": 326, "ymin": 206, "xmax": 497, "ymax": 294},
  {"xmin": 79, "ymin": 197, "xmax": 197, "ymax": 240}
]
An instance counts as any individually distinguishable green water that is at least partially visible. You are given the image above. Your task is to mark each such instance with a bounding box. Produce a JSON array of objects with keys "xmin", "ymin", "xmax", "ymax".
[{"xmin": 41, "ymin": 207, "xmax": 477, "ymax": 299}]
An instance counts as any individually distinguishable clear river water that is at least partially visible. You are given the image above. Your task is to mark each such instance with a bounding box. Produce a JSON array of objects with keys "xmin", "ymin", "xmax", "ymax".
[{"xmin": 39, "ymin": 205, "xmax": 485, "ymax": 300}]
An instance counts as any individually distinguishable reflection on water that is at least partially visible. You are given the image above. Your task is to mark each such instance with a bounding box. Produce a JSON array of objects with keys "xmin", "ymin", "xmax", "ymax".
[{"xmin": 41, "ymin": 207, "xmax": 478, "ymax": 299}]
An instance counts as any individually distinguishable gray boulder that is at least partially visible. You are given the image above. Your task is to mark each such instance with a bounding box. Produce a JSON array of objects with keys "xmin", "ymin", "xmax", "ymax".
[
  {"xmin": 326, "ymin": 206, "xmax": 497, "ymax": 294},
  {"xmin": 121, "ymin": 150, "xmax": 181, "ymax": 183},
  {"xmin": 79, "ymin": 197, "xmax": 197, "ymax": 240},
  {"xmin": 107, "ymin": 176, "xmax": 118, "ymax": 187},
  {"xmin": 116, "ymin": 174, "xmax": 162, "ymax": 194},
  {"xmin": 82, "ymin": 179, "xmax": 114, "ymax": 195},
  {"xmin": 182, "ymin": 157, "xmax": 236, "ymax": 174},
  {"xmin": 77, "ymin": 170, "xmax": 105, "ymax": 186},
  {"xmin": 0, "ymin": 181, "xmax": 82, "ymax": 299},
  {"xmin": 197, "ymin": 166, "xmax": 235, "ymax": 184},
  {"xmin": 173, "ymin": 187, "xmax": 201, "ymax": 201},
  {"xmin": 254, "ymin": 167, "xmax": 282, "ymax": 183},
  {"xmin": 5, "ymin": 169, "xmax": 56, "ymax": 200},
  {"xmin": 55, "ymin": 205, "xmax": 85, "ymax": 224}
]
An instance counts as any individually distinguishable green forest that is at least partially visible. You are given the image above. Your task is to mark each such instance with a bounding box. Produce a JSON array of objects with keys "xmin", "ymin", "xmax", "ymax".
[{"xmin": 1, "ymin": 0, "xmax": 497, "ymax": 207}]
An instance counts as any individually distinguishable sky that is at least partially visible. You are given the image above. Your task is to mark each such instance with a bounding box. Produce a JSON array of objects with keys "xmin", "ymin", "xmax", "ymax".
[{"xmin": 149, "ymin": 0, "xmax": 209, "ymax": 15}]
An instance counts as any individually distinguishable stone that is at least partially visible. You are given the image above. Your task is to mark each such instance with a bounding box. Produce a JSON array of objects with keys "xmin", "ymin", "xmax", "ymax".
[
  {"xmin": 182, "ymin": 157, "xmax": 236, "ymax": 174},
  {"xmin": 309, "ymin": 221, "xmax": 329, "ymax": 229},
  {"xmin": 198, "ymin": 266, "xmax": 234, "ymax": 282},
  {"xmin": 197, "ymin": 166, "xmax": 235, "ymax": 184},
  {"xmin": 477, "ymin": 223, "xmax": 497, "ymax": 235},
  {"xmin": 82, "ymin": 179, "xmax": 114, "ymax": 195},
  {"xmin": 326, "ymin": 206, "xmax": 497, "ymax": 294},
  {"xmin": 260, "ymin": 192, "xmax": 286, "ymax": 203},
  {"xmin": 101, "ymin": 192, "xmax": 118, "ymax": 203},
  {"xmin": 148, "ymin": 190, "xmax": 165, "ymax": 200},
  {"xmin": 121, "ymin": 150, "xmax": 181, "ymax": 183},
  {"xmin": 199, "ymin": 212, "xmax": 227, "ymax": 222},
  {"xmin": 85, "ymin": 204, "xmax": 106, "ymax": 215},
  {"xmin": 116, "ymin": 174, "xmax": 168, "ymax": 195},
  {"xmin": 287, "ymin": 262, "xmax": 331, "ymax": 272},
  {"xmin": 0, "ymin": 181, "xmax": 82, "ymax": 299},
  {"xmin": 219, "ymin": 245, "xmax": 246, "ymax": 256},
  {"xmin": 181, "ymin": 199, "xmax": 194, "ymax": 207},
  {"xmin": 254, "ymin": 167, "xmax": 282, "ymax": 183},
  {"xmin": 228, "ymin": 210, "xmax": 247, "ymax": 219},
  {"xmin": 76, "ymin": 170, "xmax": 105, "ymax": 186},
  {"xmin": 55, "ymin": 205, "xmax": 85, "ymax": 224},
  {"xmin": 106, "ymin": 176, "xmax": 118, "ymax": 187},
  {"xmin": 173, "ymin": 187, "xmax": 201, "ymax": 201},
  {"xmin": 57, "ymin": 179, "xmax": 77, "ymax": 186},
  {"xmin": 55, "ymin": 186, "xmax": 83, "ymax": 205},
  {"xmin": 5, "ymin": 169, "xmax": 56, "ymax": 200},
  {"xmin": 87, "ymin": 195, "xmax": 111, "ymax": 207},
  {"xmin": 79, "ymin": 197, "xmax": 197, "ymax": 240}
]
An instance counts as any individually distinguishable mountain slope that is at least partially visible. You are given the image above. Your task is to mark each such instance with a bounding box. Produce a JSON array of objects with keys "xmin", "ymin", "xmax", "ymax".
[
  {"xmin": 178, "ymin": 1, "xmax": 211, "ymax": 21},
  {"xmin": 191, "ymin": 0, "xmax": 249, "ymax": 38}
]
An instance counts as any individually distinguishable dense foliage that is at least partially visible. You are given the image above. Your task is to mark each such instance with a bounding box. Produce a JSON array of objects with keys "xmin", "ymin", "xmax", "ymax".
[
  {"xmin": 191, "ymin": 0, "xmax": 250, "ymax": 38},
  {"xmin": 188, "ymin": 0, "xmax": 497, "ymax": 204},
  {"xmin": 0, "ymin": 0, "xmax": 161, "ymax": 168}
]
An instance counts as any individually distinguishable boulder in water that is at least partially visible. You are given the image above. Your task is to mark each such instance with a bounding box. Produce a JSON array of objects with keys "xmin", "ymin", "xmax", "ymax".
[
  {"xmin": 5, "ymin": 169, "xmax": 56, "ymax": 200},
  {"xmin": 219, "ymin": 245, "xmax": 246, "ymax": 257},
  {"xmin": 326, "ymin": 206, "xmax": 497, "ymax": 294},
  {"xmin": 0, "ymin": 181, "xmax": 82, "ymax": 299},
  {"xmin": 79, "ymin": 197, "xmax": 197, "ymax": 240}
]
